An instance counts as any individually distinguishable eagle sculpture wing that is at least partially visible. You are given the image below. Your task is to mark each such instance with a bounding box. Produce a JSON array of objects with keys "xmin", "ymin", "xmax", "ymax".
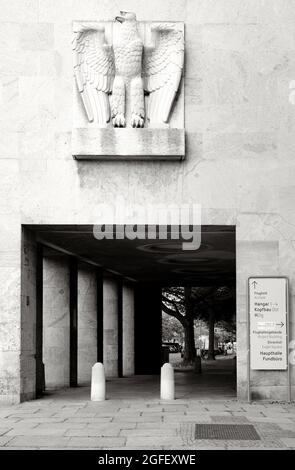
[
  {"xmin": 143, "ymin": 24, "xmax": 184, "ymax": 125},
  {"xmin": 72, "ymin": 23, "xmax": 115, "ymax": 126}
]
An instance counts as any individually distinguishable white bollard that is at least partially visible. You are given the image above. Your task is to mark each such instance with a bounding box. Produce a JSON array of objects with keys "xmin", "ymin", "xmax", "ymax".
[
  {"xmin": 91, "ymin": 362, "xmax": 106, "ymax": 401},
  {"xmin": 160, "ymin": 363, "xmax": 175, "ymax": 400}
]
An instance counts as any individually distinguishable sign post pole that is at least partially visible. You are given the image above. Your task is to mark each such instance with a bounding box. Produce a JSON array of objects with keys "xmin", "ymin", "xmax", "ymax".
[
  {"xmin": 247, "ymin": 279, "xmax": 251, "ymax": 402},
  {"xmin": 286, "ymin": 280, "xmax": 291, "ymax": 402}
]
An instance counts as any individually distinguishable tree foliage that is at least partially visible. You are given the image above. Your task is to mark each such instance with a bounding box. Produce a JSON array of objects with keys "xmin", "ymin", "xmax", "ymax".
[
  {"xmin": 162, "ymin": 286, "xmax": 235, "ymax": 325},
  {"xmin": 162, "ymin": 313, "xmax": 184, "ymax": 342},
  {"xmin": 162, "ymin": 286, "xmax": 236, "ymax": 363}
]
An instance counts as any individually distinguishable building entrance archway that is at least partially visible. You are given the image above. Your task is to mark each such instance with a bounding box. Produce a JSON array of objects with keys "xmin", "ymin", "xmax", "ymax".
[{"xmin": 21, "ymin": 225, "xmax": 236, "ymax": 401}]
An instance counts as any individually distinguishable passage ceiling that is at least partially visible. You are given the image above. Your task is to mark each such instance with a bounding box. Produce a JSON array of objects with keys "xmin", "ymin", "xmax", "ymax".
[{"xmin": 27, "ymin": 225, "xmax": 236, "ymax": 286}]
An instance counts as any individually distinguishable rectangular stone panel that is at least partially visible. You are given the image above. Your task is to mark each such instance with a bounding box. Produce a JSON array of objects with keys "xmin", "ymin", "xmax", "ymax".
[{"xmin": 72, "ymin": 128, "xmax": 185, "ymax": 160}]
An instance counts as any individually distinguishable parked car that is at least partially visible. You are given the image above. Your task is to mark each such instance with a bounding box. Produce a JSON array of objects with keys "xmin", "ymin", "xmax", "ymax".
[
  {"xmin": 201, "ymin": 348, "xmax": 223, "ymax": 359},
  {"xmin": 162, "ymin": 342, "xmax": 182, "ymax": 353}
]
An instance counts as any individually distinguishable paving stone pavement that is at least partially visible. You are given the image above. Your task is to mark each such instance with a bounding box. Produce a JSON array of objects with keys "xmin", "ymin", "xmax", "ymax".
[{"xmin": 0, "ymin": 385, "xmax": 294, "ymax": 449}]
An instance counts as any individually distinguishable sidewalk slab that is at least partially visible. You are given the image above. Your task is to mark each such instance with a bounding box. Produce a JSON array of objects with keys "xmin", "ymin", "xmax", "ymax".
[
  {"xmin": 280, "ymin": 438, "xmax": 295, "ymax": 448},
  {"xmin": 67, "ymin": 437, "xmax": 126, "ymax": 448}
]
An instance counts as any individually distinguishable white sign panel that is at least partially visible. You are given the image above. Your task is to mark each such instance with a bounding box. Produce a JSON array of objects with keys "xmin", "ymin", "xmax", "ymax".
[{"xmin": 249, "ymin": 277, "xmax": 288, "ymax": 370}]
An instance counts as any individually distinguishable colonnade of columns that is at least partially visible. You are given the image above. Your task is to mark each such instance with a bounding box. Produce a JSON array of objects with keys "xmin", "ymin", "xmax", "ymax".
[
  {"xmin": 41, "ymin": 254, "xmax": 135, "ymax": 391},
  {"xmin": 14, "ymin": 227, "xmax": 162, "ymax": 403}
]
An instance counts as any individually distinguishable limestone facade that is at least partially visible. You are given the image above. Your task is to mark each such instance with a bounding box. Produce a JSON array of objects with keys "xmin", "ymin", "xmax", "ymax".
[{"xmin": 0, "ymin": 1, "xmax": 295, "ymax": 403}]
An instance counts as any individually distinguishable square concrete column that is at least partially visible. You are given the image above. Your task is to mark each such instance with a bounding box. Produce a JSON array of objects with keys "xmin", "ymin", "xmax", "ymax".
[
  {"xmin": 35, "ymin": 243, "xmax": 45, "ymax": 397},
  {"xmin": 20, "ymin": 228, "xmax": 38, "ymax": 402},
  {"xmin": 236, "ymin": 236, "xmax": 284, "ymax": 401},
  {"xmin": 103, "ymin": 276, "xmax": 119, "ymax": 377},
  {"xmin": 6, "ymin": 227, "xmax": 42, "ymax": 404},
  {"xmin": 134, "ymin": 284, "xmax": 162, "ymax": 375},
  {"xmin": 43, "ymin": 256, "xmax": 70, "ymax": 389},
  {"xmin": 96, "ymin": 269, "xmax": 104, "ymax": 364},
  {"xmin": 78, "ymin": 264, "xmax": 97, "ymax": 385},
  {"xmin": 69, "ymin": 258, "xmax": 78, "ymax": 387},
  {"xmin": 122, "ymin": 284, "xmax": 135, "ymax": 376}
]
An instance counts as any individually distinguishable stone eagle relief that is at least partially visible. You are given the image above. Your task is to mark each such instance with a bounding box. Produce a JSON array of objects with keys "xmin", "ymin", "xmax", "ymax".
[{"xmin": 72, "ymin": 11, "xmax": 184, "ymax": 129}]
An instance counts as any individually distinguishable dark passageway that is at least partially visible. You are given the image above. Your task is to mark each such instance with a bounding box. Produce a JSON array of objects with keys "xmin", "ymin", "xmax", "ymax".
[{"xmin": 23, "ymin": 224, "xmax": 236, "ymax": 398}]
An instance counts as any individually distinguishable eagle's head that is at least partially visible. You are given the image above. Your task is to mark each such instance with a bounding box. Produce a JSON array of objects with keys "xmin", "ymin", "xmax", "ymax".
[{"xmin": 115, "ymin": 11, "xmax": 137, "ymax": 24}]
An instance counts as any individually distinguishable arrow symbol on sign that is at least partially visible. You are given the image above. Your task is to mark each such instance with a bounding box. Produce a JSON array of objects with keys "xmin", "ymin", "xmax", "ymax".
[
  {"xmin": 252, "ymin": 280, "xmax": 258, "ymax": 288},
  {"xmin": 276, "ymin": 322, "xmax": 284, "ymax": 327}
]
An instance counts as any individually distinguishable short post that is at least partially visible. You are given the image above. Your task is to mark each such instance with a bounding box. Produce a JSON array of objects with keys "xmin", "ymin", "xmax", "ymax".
[
  {"xmin": 194, "ymin": 354, "xmax": 202, "ymax": 374},
  {"xmin": 160, "ymin": 363, "xmax": 175, "ymax": 400},
  {"xmin": 91, "ymin": 362, "xmax": 106, "ymax": 401}
]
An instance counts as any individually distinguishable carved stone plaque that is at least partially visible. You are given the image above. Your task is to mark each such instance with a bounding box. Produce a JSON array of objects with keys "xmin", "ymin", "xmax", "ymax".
[{"xmin": 72, "ymin": 11, "xmax": 185, "ymax": 160}]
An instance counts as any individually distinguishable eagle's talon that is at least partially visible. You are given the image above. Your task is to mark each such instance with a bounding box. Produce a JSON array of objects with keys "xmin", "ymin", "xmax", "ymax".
[
  {"xmin": 112, "ymin": 114, "xmax": 126, "ymax": 127},
  {"xmin": 131, "ymin": 114, "xmax": 144, "ymax": 128}
]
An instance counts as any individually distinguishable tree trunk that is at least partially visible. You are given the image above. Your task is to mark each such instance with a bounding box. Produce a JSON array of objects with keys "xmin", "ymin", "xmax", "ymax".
[
  {"xmin": 182, "ymin": 317, "xmax": 196, "ymax": 364},
  {"xmin": 207, "ymin": 309, "xmax": 215, "ymax": 360},
  {"xmin": 182, "ymin": 287, "xmax": 196, "ymax": 365}
]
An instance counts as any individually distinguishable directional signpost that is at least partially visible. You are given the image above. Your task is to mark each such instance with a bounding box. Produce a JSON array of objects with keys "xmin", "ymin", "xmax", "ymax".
[{"xmin": 248, "ymin": 277, "xmax": 290, "ymax": 401}]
